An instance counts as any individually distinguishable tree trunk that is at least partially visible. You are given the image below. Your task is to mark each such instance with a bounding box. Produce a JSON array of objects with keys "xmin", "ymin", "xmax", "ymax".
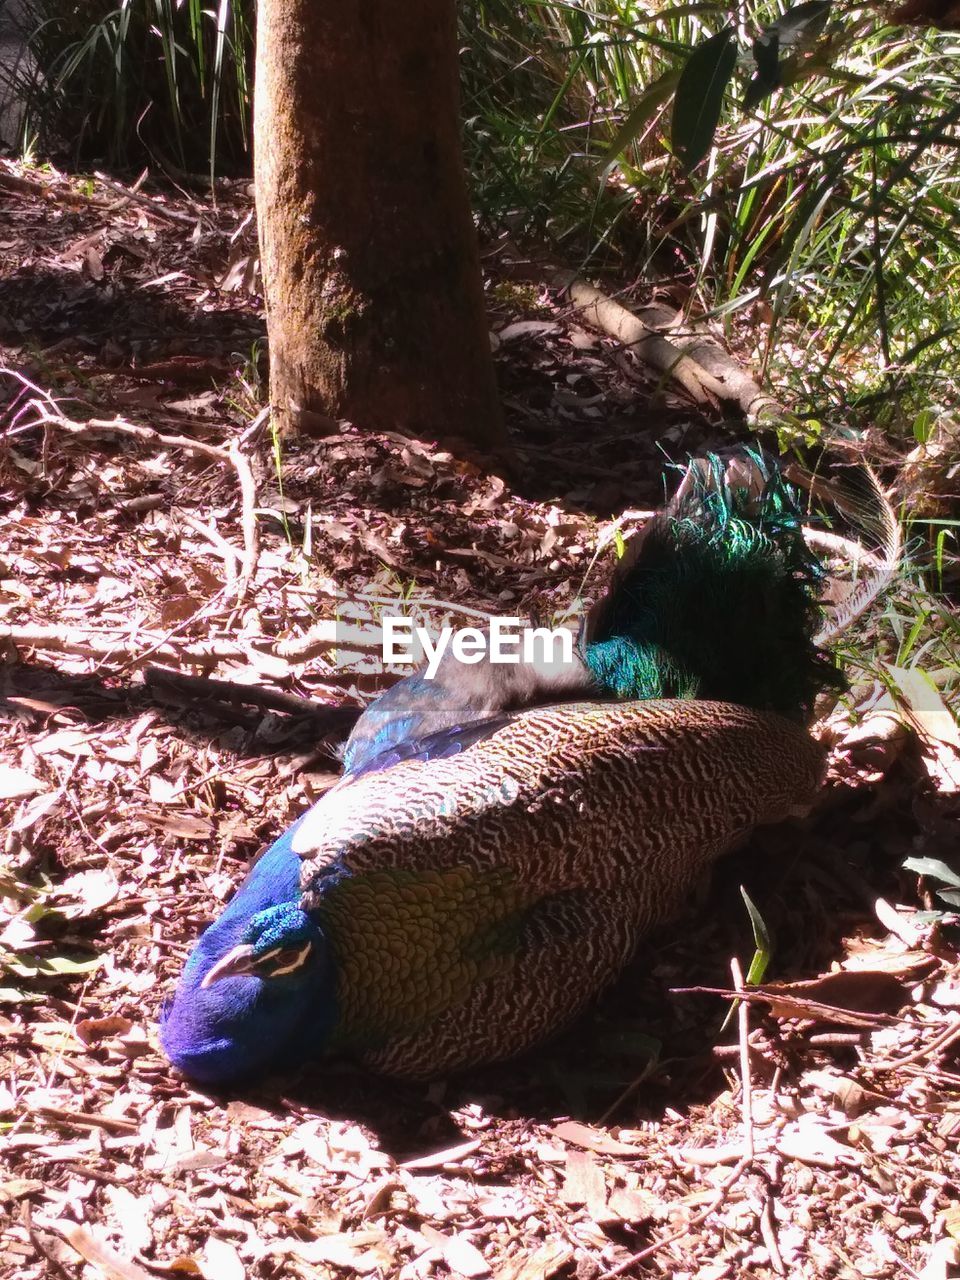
[{"xmin": 254, "ymin": 0, "xmax": 506, "ymax": 450}]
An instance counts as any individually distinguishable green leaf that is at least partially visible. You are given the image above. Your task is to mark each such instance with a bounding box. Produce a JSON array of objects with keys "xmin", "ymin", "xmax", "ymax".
[
  {"xmin": 604, "ymin": 68, "xmax": 681, "ymax": 165},
  {"xmin": 672, "ymin": 27, "xmax": 738, "ymax": 173},
  {"xmin": 0, "ymin": 986, "xmax": 41, "ymax": 1004},
  {"xmin": 762, "ymin": 0, "xmax": 832, "ymax": 51},
  {"xmin": 936, "ymin": 888, "xmax": 960, "ymax": 908},
  {"xmin": 41, "ymin": 954, "xmax": 101, "ymax": 976},
  {"xmin": 741, "ymin": 885, "xmax": 772, "ymax": 986},
  {"xmin": 913, "ymin": 408, "xmax": 938, "ymax": 444},
  {"xmin": 722, "ymin": 886, "xmax": 773, "ymax": 1033},
  {"xmin": 903, "ymin": 856, "xmax": 960, "ymax": 889},
  {"xmin": 1, "ymin": 951, "xmax": 100, "ymax": 980},
  {"xmin": 744, "ymin": 50, "xmax": 782, "ymax": 112},
  {"xmin": 745, "ymin": 1, "xmax": 832, "ymax": 111}
]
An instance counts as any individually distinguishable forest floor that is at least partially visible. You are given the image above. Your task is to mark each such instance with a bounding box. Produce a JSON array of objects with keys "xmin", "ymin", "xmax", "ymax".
[{"xmin": 1, "ymin": 159, "xmax": 960, "ymax": 1280}]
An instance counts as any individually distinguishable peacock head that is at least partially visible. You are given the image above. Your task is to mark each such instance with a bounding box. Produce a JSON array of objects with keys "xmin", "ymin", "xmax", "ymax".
[{"xmin": 159, "ymin": 828, "xmax": 336, "ymax": 1085}]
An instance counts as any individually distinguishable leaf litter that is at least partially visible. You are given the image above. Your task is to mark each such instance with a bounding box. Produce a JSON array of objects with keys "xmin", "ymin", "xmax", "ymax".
[{"xmin": 0, "ymin": 159, "xmax": 959, "ymax": 1280}]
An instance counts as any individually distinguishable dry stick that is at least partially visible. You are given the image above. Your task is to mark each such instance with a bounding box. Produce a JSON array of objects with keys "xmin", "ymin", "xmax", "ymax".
[
  {"xmin": 731, "ymin": 956, "xmax": 756, "ymax": 1164},
  {"xmin": 0, "ymin": 621, "xmax": 243, "ymax": 667},
  {"xmin": 144, "ymin": 666, "xmax": 359, "ymax": 726},
  {"xmin": 354, "ymin": 592, "xmax": 497, "ymax": 624},
  {"xmin": 229, "ymin": 437, "xmax": 260, "ymax": 589},
  {"xmin": 179, "ymin": 512, "xmax": 241, "ymax": 581},
  {"xmin": 21, "ymin": 1204, "xmax": 75, "ymax": 1280},
  {"xmin": 758, "ymin": 1176, "xmax": 786, "ymax": 1278},
  {"xmin": 869, "ymin": 1015, "xmax": 960, "ymax": 1074},
  {"xmin": 551, "ymin": 272, "xmax": 778, "ymax": 420},
  {"xmin": 732, "ymin": 959, "xmax": 786, "ymax": 1278},
  {"xmin": 553, "ymin": 271, "xmax": 725, "ymax": 408},
  {"xmin": 277, "ymin": 626, "xmax": 385, "ymax": 660},
  {"xmin": 93, "ymin": 169, "xmax": 199, "ymax": 225}
]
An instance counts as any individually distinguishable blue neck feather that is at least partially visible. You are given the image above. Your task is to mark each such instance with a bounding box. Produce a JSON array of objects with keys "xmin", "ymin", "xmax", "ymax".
[{"xmin": 160, "ymin": 816, "xmax": 337, "ymax": 1083}]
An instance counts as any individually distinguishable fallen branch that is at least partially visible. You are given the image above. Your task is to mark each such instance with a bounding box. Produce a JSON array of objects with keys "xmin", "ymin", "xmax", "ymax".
[
  {"xmin": 229, "ymin": 437, "xmax": 260, "ymax": 587},
  {"xmin": 0, "ymin": 622, "xmax": 244, "ymax": 670},
  {"xmin": 144, "ymin": 666, "xmax": 359, "ymax": 733},
  {"xmin": 93, "ymin": 169, "xmax": 200, "ymax": 226},
  {"xmin": 180, "ymin": 513, "xmax": 241, "ymax": 581},
  {"xmin": 551, "ymin": 272, "xmax": 778, "ymax": 421},
  {"xmin": 732, "ymin": 956, "xmax": 756, "ymax": 1164}
]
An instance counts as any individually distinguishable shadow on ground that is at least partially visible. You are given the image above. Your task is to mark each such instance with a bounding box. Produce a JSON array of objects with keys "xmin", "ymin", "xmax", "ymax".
[{"xmin": 0, "ymin": 657, "xmax": 358, "ymax": 759}]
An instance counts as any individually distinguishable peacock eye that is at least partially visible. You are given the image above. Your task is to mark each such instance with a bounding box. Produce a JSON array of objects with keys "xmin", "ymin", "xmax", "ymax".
[{"xmin": 257, "ymin": 942, "xmax": 314, "ymax": 978}]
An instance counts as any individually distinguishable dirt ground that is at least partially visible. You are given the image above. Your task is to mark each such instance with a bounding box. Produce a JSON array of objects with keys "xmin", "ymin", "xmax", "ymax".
[{"xmin": 2, "ymin": 159, "xmax": 960, "ymax": 1280}]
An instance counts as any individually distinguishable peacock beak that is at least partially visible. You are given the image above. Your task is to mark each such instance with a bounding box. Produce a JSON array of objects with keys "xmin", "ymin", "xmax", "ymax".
[{"xmin": 201, "ymin": 943, "xmax": 258, "ymax": 988}]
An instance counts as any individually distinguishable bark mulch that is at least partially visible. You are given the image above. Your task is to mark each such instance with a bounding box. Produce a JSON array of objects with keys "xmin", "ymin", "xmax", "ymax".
[{"xmin": 2, "ymin": 158, "xmax": 959, "ymax": 1280}]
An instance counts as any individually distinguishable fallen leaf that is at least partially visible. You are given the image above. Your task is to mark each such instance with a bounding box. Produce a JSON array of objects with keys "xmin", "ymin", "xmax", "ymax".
[
  {"xmin": 136, "ymin": 1259, "xmax": 202, "ymax": 1275},
  {"xmin": 758, "ymin": 969, "xmax": 911, "ymax": 1017},
  {"xmin": 421, "ymin": 1225, "xmax": 491, "ymax": 1278},
  {"xmin": 919, "ymin": 1236, "xmax": 960, "ymax": 1280},
  {"xmin": 941, "ymin": 1203, "xmax": 960, "ymax": 1242},
  {"xmin": 497, "ymin": 320, "xmax": 561, "ymax": 343},
  {"xmin": 778, "ymin": 1117, "xmax": 861, "ymax": 1169},
  {"xmin": 0, "ymin": 765, "xmax": 45, "ymax": 800},
  {"xmin": 606, "ymin": 1187, "xmax": 660, "ymax": 1222},
  {"xmin": 11, "ymin": 788, "xmax": 61, "ymax": 833},
  {"xmin": 201, "ymin": 1237, "xmax": 245, "ymax": 1280},
  {"xmin": 33, "ymin": 728, "xmax": 95, "ymax": 758},
  {"xmin": 888, "ymin": 664, "xmax": 960, "ymax": 792},
  {"xmin": 270, "ymin": 1229, "xmax": 392, "ymax": 1272},
  {"xmin": 75, "ymin": 1015, "xmax": 134, "ymax": 1046},
  {"xmin": 805, "ymin": 1069, "xmax": 888, "ymax": 1117},
  {"xmin": 560, "ymin": 1148, "xmax": 607, "ymax": 1222},
  {"xmin": 494, "ymin": 1241, "xmax": 574, "ymax": 1280},
  {"xmin": 552, "ymin": 1121, "xmax": 642, "ymax": 1156},
  {"xmin": 400, "ymin": 1138, "xmax": 482, "ymax": 1170},
  {"xmin": 40, "ymin": 1219, "xmax": 155, "ymax": 1280},
  {"xmin": 57, "ymin": 868, "xmax": 120, "ymax": 917},
  {"xmin": 0, "ymin": 1178, "xmax": 44, "ymax": 1199},
  {"xmin": 105, "ymin": 1185, "xmax": 152, "ymax": 1256}
]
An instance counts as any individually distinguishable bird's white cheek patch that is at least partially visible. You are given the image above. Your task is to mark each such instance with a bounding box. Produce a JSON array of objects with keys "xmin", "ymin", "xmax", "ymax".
[{"xmin": 266, "ymin": 943, "xmax": 314, "ymax": 977}]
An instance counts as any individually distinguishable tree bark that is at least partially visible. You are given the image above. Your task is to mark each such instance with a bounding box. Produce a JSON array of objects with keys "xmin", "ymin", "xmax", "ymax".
[{"xmin": 254, "ymin": 0, "xmax": 506, "ymax": 449}]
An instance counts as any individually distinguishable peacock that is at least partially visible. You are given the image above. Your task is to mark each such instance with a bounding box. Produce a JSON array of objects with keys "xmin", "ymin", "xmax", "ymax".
[{"xmin": 159, "ymin": 449, "xmax": 893, "ymax": 1083}]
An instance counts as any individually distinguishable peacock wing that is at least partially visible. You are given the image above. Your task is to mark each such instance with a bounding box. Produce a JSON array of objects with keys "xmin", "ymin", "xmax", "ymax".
[{"xmin": 291, "ymin": 698, "xmax": 825, "ymax": 900}]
